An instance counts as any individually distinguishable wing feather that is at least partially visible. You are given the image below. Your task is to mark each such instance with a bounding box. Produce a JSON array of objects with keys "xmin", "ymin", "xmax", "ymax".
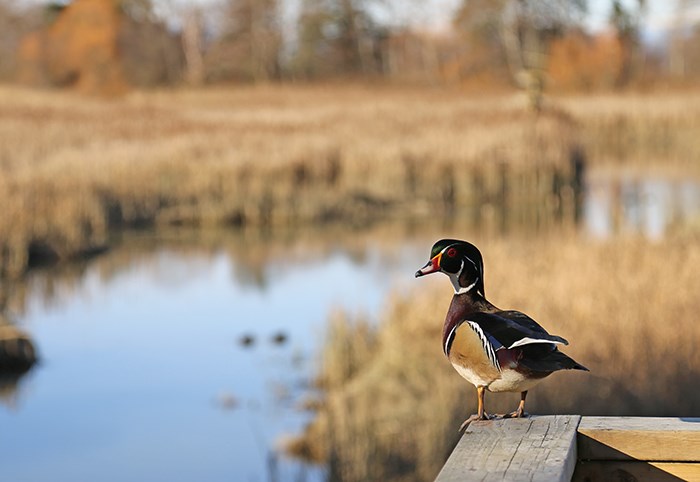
[
  {"xmin": 467, "ymin": 311, "xmax": 568, "ymax": 349},
  {"xmin": 508, "ymin": 337, "xmax": 566, "ymax": 349},
  {"xmin": 466, "ymin": 321, "xmax": 501, "ymax": 371}
]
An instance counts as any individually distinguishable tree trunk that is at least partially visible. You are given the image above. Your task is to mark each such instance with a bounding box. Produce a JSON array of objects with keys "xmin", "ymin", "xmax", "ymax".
[{"xmin": 182, "ymin": 8, "xmax": 204, "ymax": 85}]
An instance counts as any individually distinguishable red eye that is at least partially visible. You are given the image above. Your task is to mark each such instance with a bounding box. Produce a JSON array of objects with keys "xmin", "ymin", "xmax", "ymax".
[{"xmin": 447, "ymin": 248, "xmax": 457, "ymax": 257}]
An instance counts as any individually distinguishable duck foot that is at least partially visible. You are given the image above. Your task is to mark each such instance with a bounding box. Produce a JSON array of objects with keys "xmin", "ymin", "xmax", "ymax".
[
  {"xmin": 501, "ymin": 410, "xmax": 529, "ymax": 419},
  {"xmin": 459, "ymin": 412, "xmax": 494, "ymax": 432},
  {"xmin": 500, "ymin": 391, "xmax": 529, "ymax": 419}
]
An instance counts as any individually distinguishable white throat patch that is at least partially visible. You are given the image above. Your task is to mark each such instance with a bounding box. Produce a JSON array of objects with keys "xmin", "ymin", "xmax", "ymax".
[
  {"xmin": 454, "ymin": 278, "xmax": 478, "ymax": 295},
  {"xmin": 438, "ymin": 247, "xmax": 481, "ymax": 295},
  {"xmin": 448, "ymin": 259, "xmax": 478, "ymax": 295}
]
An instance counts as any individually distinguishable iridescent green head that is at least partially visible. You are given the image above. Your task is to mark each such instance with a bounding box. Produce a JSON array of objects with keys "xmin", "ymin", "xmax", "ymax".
[{"xmin": 415, "ymin": 239, "xmax": 485, "ymax": 296}]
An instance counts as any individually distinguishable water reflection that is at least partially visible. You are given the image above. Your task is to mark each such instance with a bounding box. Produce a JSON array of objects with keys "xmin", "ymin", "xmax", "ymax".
[
  {"xmin": 0, "ymin": 313, "xmax": 38, "ymax": 409},
  {"xmin": 585, "ymin": 173, "xmax": 700, "ymax": 239},
  {"xmin": 0, "ymin": 366, "xmax": 37, "ymax": 410}
]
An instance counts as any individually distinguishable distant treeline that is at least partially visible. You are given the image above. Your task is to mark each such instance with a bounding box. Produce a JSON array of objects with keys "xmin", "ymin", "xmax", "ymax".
[{"xmin": 0, "ymin": 0, "xmax": 699, "ymax": 93}]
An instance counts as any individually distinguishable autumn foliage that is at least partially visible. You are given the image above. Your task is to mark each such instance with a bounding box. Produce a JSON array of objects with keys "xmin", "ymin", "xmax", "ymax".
[
  {"xmin": 18, "ymin": 0, "xmax": 126, "ymax": 94},
  {"xmin": 16, "ymin": 0, "xmax": 182, "ymax": 94},
  {"xmin": 547, "ymin": 30, "xmax": 625, "ymax": 91},
  {"xmin": 6, "ymin": 0, "xmax": 699, "ymax": 93}
]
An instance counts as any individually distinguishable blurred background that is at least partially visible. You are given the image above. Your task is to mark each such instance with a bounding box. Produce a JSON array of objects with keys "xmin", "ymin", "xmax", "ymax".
[
  {"xmin": 0, "ymin": 0, "xmax": 699, "ymax": 481},
  {"xmin": 2, "ymin": 0, "xmax": 700, "ymax": 91}
]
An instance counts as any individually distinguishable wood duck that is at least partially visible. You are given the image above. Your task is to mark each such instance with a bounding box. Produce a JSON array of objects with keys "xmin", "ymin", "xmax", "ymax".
[{"xmin": 415, "ymin": 239, "xmax": 588, "ymax": 429}]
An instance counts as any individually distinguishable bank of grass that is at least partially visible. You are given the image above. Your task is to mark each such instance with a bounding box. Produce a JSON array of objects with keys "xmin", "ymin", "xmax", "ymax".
[
  {"xmin": 286, "ymin": 234, "xmax": 700, "ymax": 482},
  {"xmin": 1, "ymin": 84, "xmax": 700, "ymax": 277},
  {"xmin": 559, "ymin": 92, "xmax": 700, "ymax": 170}
]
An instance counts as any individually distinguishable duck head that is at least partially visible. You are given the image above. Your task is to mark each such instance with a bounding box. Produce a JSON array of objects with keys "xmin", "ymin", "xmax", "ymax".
[{"xmin": 415, "ymin": 239, "xmax": 485, "ymax": 296}]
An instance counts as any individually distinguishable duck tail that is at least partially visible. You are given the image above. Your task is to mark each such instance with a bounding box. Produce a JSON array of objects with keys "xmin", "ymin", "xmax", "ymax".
[{"xmin": 520, "ymin": 347, "xmax": 589, "ymax": 372}]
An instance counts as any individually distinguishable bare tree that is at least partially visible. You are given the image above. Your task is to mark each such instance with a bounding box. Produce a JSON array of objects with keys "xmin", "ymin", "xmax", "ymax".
[
  {"xmin": 206, "ymin": 0, "xmax": 282, "ymax": 82},
  {"xmin": 0, "ymin": 1, "xmax": 42, "ymax": 81},
  {"xmin": 293, "ymin": 0, "xmax": 333, "ymax": 78},
  {"xmin": 119, "ymin": 0, "xmax": 185, "ymax": 86},
  {"xmin": 291, "ymin": 0, "xmax": 386, "ymax": 79},
  {"xmin": 609, "ymin": 0, "xmax": 644, "ymax": 87},
  {"xmin": 500, "ymin": 0, "xmax": 586, "ymax": 108},
  {"xmin": 686, "ymin": 22, "xmax": 700, "ymax": 79},
  {"xmin": 452, "ymin": 0, "xmax": 585, "ymax": 106},
  {"xmin": 453, "ymin": 0, "xmax": 509, "ymax": 80},
  {"xmin": 182, "ymin": 7, "xmax": 205, "ymax": 85},
  {"xmin": 332, "ymin": 0, "xmax": 377, "ymax": 75},
  {"xmin": 668, "ymin": 0, "xmax": 700, "ymax": 78}
]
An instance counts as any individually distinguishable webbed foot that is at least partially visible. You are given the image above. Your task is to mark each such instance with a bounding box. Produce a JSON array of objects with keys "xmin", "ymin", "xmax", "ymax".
[
  {"xmin": 459, "ymin": 412, "xmax": 494, "ymax": 432},
  {"xmin": 502, "ymin": 409, "xmax": 529, "ymax": 419},
  {"xmin": 501, "ymin": 391, "xmax": 529, "ymax": 419}
]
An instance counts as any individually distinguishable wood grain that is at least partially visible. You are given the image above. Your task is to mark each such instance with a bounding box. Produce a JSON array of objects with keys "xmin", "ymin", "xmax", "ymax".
[
  {"xmin": 578, "ymin": 417, "xmax": 700, "ymax": 462},
  {"xmin": 434, "ymin": 415, "xmax": 581, "ymax": 482},
  {"xmin": 573, "ymin": 461, "xmax": 699, "ymax": 481}
]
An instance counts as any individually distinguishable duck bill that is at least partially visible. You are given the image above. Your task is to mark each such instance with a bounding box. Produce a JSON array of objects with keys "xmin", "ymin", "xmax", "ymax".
[{"xmin": 415, "ymin": 254, "xmax": 441, "ymax": 277}]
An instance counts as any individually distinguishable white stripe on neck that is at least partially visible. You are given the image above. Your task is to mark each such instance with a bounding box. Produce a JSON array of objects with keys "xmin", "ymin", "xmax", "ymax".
[
  {"xmin": 455, "ymin": 279, "xmax": 477, "ymax": 295},
  {"xmin": 449, "ymin": 273, "xmax": 478, "ymax": 295}
]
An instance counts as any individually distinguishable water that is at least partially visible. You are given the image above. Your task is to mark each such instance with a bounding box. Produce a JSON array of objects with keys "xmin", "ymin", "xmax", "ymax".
[
  {"xmin": 585, "ymin": 172, "xmax": 700, "ymax": 239},
  {"xmin": 1, "ymin": 172, "xmax": 699, "ymax": 481},
  {"xmin": 0, "ymin": 236, "xmax": 424, "ymax": 482}
]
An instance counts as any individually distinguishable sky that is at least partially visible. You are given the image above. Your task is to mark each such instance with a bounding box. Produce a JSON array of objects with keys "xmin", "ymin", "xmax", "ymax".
[
  {"xmin": 17, "ymin": 0, "xmax": 700, "ymax": 38},
  {"xmin": 403, "ymin": 0, "xmax": 700, "ymax": 36},
  {"xmin": 586, "ymin": 0, "xmax": 700, "ymax": 34}
]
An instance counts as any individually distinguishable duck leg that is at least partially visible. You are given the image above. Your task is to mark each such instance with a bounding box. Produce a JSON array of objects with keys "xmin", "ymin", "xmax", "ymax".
[
  {"xmin": 459, "ymin": 386, "xmax": 491, "ymax": 431},
  {"xmin": 503, "ymin": 391, "xmax": 529, "ymax": 419}
]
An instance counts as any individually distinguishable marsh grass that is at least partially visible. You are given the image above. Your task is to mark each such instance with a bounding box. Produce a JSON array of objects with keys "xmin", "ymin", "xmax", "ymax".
[
  {"xmin": 287, "ymin": 234, "xmax": 700, "ymax": 482},
  {"xmin": 0, "ymin": 84, "xmax": 599, "ymax": 277},
  {"xmin": 1, "ymin": 85, "xmax": 699, "ymax": 278},
  {"xmin": 559, "ymin": 93, "xmax": 700, "ymax": 169}
]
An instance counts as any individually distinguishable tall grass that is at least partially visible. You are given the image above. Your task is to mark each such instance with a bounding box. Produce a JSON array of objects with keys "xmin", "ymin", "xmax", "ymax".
[
  {"xmin": 0, "ymin": 84, "xmax": 581, "ymax": 277},
  {"xmin": 2, "ymin": 85, "xmax": 700, "ymax": 278},
  {"xmin": 559, "ymin": 93, "xmax": 700, "ymax": 169},
  {"xmin": 286, "ymin": 234, "xmax": 700, "ymax": 482}
]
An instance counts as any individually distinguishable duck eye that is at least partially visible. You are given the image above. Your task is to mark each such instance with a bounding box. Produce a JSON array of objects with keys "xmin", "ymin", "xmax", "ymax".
[{"xmin": 447, "ymin": 248, "xmax": 457, "ymax": 257}]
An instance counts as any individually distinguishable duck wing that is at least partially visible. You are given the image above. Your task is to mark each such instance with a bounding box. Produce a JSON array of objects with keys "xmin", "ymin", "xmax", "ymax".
[
  {"xmin": 444, "ymin": 311, "xmax": 588, "ymax": 374},
  {"xmin": 466, "ymin": 311, "xmax": 569, "ymax": 350}
]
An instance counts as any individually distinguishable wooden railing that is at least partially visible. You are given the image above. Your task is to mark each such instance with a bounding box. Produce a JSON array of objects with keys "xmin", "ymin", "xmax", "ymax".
[{"xmin": 435, "ymin": 416, "xmax": 700, "ymax": 481}]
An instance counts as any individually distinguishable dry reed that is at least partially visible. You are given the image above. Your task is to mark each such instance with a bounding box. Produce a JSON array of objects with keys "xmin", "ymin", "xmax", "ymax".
[
  {"xmin": 0, "ymin": 84, "xmax": 585, "ymax": 277},
  {"xmin": 2, "ymin": 85, "xmax": 699, "ymax": 279},
  {"xmin": 559, "ymin": 92, "xmax": 700, "ymax": 170}
]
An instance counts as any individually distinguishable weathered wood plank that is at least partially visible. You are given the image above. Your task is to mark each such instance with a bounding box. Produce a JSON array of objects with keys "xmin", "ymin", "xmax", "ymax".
[
  {"xmin": 578, "ymin": 417, "xmax": 700, "ymax": 462},
  {"xmin": 435, "ymin": 415, "xmax": 580, "ymax": 482},
  {"xmin": 573, "ymin": 461, "xmax": 700, "ymax": 481}
]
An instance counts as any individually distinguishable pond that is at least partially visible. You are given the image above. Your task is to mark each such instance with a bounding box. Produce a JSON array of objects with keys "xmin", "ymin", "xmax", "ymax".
[
  {"xmin": 1, "ymin": 171, "xmax": 699, "ymax": 482},
  {"xmin": 0, "ymin": 230, "xmax": 426, "ymax": 482}
]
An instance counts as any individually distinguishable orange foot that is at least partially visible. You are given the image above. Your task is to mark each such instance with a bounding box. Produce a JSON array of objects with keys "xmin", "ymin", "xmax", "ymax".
[{"xmin": 459, "ymin": 412, "xmax": 494, "ymax": 432}]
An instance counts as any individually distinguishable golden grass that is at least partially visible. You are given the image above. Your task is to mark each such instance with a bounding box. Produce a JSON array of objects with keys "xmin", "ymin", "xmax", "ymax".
[
  {"xmin": 1, "ymin": 84, "xmax": 700, "ymax": 278},
  {"xmin": 558, "ymin": 92, "xmax": 700, "ymax": 170},
  {"xmin": 287, "ymin": 233, "xmax": 700, "ymax": 481},
  {"xmin": 0, "ymin": 84, "xmax": 581, "ymax": 277}
]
